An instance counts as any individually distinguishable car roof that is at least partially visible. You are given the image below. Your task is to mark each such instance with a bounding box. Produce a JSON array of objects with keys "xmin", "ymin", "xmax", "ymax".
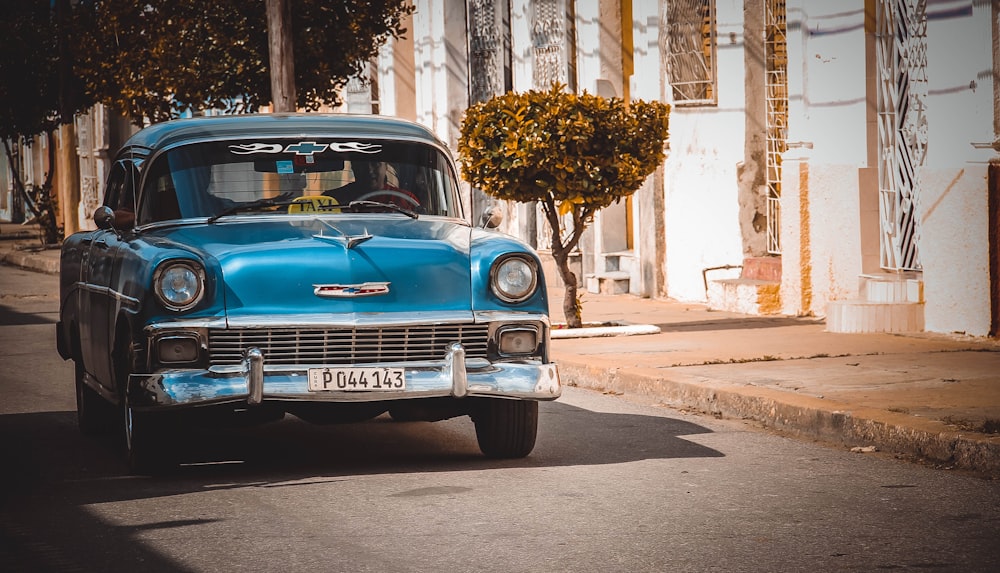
[{"xmin": 120, "ymin": 113, "xmax": 446, "ymax": 155}]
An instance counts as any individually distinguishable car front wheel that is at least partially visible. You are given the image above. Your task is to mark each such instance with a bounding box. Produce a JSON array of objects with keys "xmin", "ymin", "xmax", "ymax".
[
  {"xmin": 75, "ymin": 360, "xmax": 114, "ymax": 435},
  {"xmin": 114, "ymin": 334, "xmax": 168, "ymax": 474},
  {"xmin": 472, "ymin": 399, "xmax": 538, "ymax": 459},
  {"xmin": 122, "ymin": 402, "xmax": 167, "ymax": 474}
]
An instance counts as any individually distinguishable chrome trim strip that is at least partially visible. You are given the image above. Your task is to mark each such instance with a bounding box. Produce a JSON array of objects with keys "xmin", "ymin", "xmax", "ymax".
[
  {"xmin": 74, "ymin": 281, "xmax": 141, "ymax": 310},
  {"xmin": 225, "ymin": 311, "xmax": 475, "ymax": 328},
  {"xmin": 141, "ymin": 310, "xmax": 548, "ymax": 331},
  {"xmin": 474, "ymin": 310, "xmax": 551, "ymax": 327},
  {"xmin": 146, "ymin": 320, "xmax": 226, "ymax": 332}
]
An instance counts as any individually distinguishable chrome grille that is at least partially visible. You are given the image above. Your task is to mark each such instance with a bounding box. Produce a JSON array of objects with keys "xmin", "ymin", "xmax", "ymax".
[{"xmin": 208, "ymin": 323, "xmax": 491, "ymax": 365}]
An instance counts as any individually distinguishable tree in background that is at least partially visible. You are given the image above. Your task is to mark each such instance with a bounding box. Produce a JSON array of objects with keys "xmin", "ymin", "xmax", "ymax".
[
  {"xmin": 73, "ymin": 0, "xmax": 414, "ymax": 124},
  {"xmin": 0, "ymin": 0, "xmax": 92, "ymax": 243},
  {"xmin": 458, "ymin": 84, "xmax": 670, "ymax": 328}
]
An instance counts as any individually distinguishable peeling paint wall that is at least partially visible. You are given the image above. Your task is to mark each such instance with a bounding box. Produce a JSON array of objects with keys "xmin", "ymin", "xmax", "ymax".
[
  {"xmin": 779, "ymin": 1, "xmax": 869, "ymax": 317},
  {"xmin": 777, "ymin": 0, "xmax": 993, "ymax": 334},
  {"xmin": 917, "ymin": 0, "xmax": 993, "ymax": 335},
  {"xmin": 662, "ymin": 0, "xmax": 747, "ymax": 302},
  {"xmin": 738, "ymin": 0, "xmax": 769, "ymax": 258}
]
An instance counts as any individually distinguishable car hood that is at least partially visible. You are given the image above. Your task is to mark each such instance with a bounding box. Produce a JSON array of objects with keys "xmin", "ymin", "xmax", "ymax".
[{"xmin": 158, "ymin": 217, "xmax": 474, "ymax": 323}]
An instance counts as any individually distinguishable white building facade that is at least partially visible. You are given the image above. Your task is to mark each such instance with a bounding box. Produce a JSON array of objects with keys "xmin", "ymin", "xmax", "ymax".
[{"xmin": 363, "ymin": 0, "xmax": 999, "ymax": 338}]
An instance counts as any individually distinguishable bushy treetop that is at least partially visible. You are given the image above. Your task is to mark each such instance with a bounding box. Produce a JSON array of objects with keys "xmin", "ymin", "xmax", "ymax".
[
  {"xmin": 72, "ymin": 0, "xmax": 413, "ymax": 124},
  {"xmin": 458, "ymin": 84, "xmax": 670, "ymax": 216}
]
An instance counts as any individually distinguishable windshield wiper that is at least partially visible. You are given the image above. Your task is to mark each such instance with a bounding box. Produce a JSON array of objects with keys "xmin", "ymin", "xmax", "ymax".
[
  {"xmin": 345, "ymin": 200, "xmax": 419, "ymax": 219},
  {"xmin": 207, "ymin": 192, "xmax": 295, "ymax": 224}
]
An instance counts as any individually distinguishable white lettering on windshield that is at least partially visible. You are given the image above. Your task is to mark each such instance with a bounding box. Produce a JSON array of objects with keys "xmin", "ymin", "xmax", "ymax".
[{"xmin": 227, "ymin": 142, "xmax": 383, "ymax": 156}]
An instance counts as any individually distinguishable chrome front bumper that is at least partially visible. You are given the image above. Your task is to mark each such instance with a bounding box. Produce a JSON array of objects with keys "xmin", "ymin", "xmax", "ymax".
[{"xmin": 129, "ymin": 343, "xmax": 561, "ymax": 410}]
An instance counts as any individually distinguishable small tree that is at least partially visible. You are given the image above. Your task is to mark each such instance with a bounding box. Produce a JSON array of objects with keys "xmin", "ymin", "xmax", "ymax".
[{"xmin": 458, "ymin": 84, "xmax": 669, "ymax": 328}]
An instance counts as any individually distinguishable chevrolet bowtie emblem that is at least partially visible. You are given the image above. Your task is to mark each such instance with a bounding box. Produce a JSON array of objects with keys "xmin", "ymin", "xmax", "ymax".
[{"xmin": 313, "ymin": 282, "xmax": 390, "ymax": 298}]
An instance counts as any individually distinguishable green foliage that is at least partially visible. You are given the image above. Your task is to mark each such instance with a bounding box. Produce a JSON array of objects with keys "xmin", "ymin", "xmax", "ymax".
[
  {"xmin": 72, "ymin": 0, "xmax": 414, "ymax": 124},
  {"xmin": 458, "ymin": 84, "xmax": 670, "ymax": 216},
  {"xmin": 458, "ymin": 83, "xmax": 669, "ymax": 328},
  {"xmin": 0, "ymin": 0, "xmax": 91, "ymax": 139}
]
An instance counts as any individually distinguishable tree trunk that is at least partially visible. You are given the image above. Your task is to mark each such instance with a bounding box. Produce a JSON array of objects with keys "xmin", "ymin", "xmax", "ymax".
[
  {"xmin": 266, "ymin": 0, "xmax": 296, "ymax": 112},
  {"xmin": 56, "ymin": 123, "xmax": 80, "ymax": 236},
  {"xmin": 551, "ymin": 247, "xmax": 582, "ymax": 328},
  {"xmin": 542, "ymin": 197, "xmax": 589, "ymax": 328}
]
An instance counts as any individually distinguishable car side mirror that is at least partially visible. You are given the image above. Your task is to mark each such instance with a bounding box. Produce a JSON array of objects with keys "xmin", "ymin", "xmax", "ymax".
[
  {"xmin": 94, "ymin": 206, "xmax": 116, "ymax": 230},
  {"xmin": 479, "ymin": 206, "xmax": 503, "ymax": 229}
]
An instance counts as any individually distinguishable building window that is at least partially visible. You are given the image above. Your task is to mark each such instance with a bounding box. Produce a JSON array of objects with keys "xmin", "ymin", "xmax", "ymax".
[{"xmin": 666, "ymin": 0, "xmax": 717, "ymax": 105}]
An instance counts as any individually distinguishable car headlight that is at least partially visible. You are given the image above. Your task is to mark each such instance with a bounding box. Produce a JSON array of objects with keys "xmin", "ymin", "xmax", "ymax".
[
  {"xmin": 490, "ymin": 255, "xmax": 538, "ymax": 303},
  {"xmin": 154, "ymin": 261, "xmax": 205, "ymax": 311}
]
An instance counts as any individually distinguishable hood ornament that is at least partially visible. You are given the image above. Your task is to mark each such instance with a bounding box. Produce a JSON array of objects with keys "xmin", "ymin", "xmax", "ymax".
[
  {"xmin": 314, "ymin": 282, "xmax": 390, "ymax": 298},
  {"xmin": 313, "ymin": 221, "xmax": 372, "ymax": 249}
]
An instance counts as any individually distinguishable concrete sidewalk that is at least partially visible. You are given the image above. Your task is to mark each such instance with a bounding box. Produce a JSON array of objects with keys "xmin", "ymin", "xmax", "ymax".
[
  {"xmin": 0, "ymin": 222, "xmax": 60, "ymax": 275},
  {"xmin": 2, "ymin": 221, "xmax": 999, "ymax": 478},
  {"xmin": 548, "ymin": 286, "xmax": 1000, "ymax": 478}
]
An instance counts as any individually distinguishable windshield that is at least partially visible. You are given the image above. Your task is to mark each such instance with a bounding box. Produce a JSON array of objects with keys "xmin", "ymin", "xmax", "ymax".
[{"xmin": 136, "ymin": 139, "xmax": 462, "ymax": 225}]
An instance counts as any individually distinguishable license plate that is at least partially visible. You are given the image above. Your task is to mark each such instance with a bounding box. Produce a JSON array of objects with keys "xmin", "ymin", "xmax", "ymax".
[{"xmin": 307, "ymin": 367, "xmax": 405, "ymax": 391}]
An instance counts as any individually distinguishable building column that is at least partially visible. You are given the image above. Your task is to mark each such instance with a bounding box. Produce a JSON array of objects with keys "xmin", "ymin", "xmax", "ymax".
[{"xmin": 56, "ymin": 123, "xmax": 80, "ymax": 236}]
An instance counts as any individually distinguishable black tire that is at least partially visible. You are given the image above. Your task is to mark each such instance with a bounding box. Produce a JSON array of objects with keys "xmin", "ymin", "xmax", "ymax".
[
  {"xmin": 473, "ymin": 400, "xmax": 538, "ymax": 459},
  {"xmin": 114, "ymin": 333, "xmax": 169, "ymax": 475},
  {"xmin": 75, "ymin": 360, "xmax": 114, "ymax": 435},
  {"xmin": 123, "ymin": 402, "xmax": 168, "ymax": 475}
]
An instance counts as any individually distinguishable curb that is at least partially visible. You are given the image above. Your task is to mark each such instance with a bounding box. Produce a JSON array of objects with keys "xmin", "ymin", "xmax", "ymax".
[
  {"xmin": 552, "ymin": 323, "xmax": 661, "ymax": 339},
  {"xmin": 556, "ymin": 358, "xmax": 1000, "ymax": 479},
  {"xmin": 0, "ymin": 248, "xmax": 59, "ymax": 275}
]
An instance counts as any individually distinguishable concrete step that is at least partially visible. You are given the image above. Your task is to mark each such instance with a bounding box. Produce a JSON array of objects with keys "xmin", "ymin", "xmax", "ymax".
[
  {"xmin": 826, "ymin": 300, "xmax": 925, "ymax": 333},
  {"xmin": 860, "ymin": 273, "xmax": 924, "ymax": 303},
  {"xmin": 586, "ymin": 271, "xmax": 630, "ymax": 295},
  {"xmin": 706, "ymin": 278, "xmax": 782, "ymax": 315}
]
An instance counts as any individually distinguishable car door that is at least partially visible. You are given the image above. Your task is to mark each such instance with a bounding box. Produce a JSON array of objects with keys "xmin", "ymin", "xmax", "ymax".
[{"xmin": 79, "ymin": 161, "xmax": 137, "ymax": 391}]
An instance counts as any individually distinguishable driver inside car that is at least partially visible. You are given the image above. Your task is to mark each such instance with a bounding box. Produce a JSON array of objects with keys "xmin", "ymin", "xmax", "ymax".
[{"xmin": 322, "ymin": 160, "xmax": 420, "ymax": 210}]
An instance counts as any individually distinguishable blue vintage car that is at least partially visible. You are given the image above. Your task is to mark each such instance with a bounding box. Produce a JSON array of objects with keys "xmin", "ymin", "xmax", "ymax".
[{"xmin": 56, "ymin": 113, "xmax": 560, "ymax": 473}]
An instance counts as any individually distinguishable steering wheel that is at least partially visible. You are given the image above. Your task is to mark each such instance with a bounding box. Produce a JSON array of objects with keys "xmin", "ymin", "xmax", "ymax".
[{"xmin": 355, "ymin": 189, "xmax": 420, "ymax": 207}]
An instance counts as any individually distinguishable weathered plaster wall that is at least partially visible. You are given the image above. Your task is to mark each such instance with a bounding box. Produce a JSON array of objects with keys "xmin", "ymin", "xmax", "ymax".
[
  {"xmin": 738, "ymin": 0, "xmax": 768, "ymax": 258},
  {"xmin": 917, "ymin": 1, "xmax": 993, "ymax": 335},
  {"xmin": 662, "ymin": 0, "xmax": 746, "ymax": 302},
  {"xmin": 412, "ymin": 0, "xmax": 467, "ymax": 150},
  {"xmin": 574, "ymin": 1, "xmax": 604, "ymax": 95},
  {"xmin": 780, "ymin": 1, "xmax": 868, "ymax": 316},
  {"xmin": 779, "ymin": 159, "xmax": 864, "ymax": 317},
  {"xmin": 920, "ymin": 168, "xmax": 990, "ymax": 335},
  {"xmin": 631, "ymin": 0, "xmax": 668, "ymax": 297}
]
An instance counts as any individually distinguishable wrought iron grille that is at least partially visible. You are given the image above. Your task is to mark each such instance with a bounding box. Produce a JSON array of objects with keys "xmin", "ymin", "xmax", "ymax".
[
  {"xmin": 765, "ymin": 0, "xmax": 788, "ymax": 255},
  {"xmin": 208, "ymin": 324, "xmax": 491, "ymax": 366},
  {"xmin": 532, "ymin": 0, "xmax": 568, "ymax": 88},
  {"xmin": 468, "ymin": 0, "xmax": 506, "ymax": 104},
  {"xmin": 665, "ymin": 0, "xmax": 717, "ymax": 105},
  {"xmin": 876, "ymin": 0, "xmax": 927, "ymax": 271}
]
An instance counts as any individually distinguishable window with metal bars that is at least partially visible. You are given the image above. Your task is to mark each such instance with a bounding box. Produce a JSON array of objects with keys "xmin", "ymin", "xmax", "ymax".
[{"xmin": 666, "ymin": 0, "xmax": 717, "ymax": 106}]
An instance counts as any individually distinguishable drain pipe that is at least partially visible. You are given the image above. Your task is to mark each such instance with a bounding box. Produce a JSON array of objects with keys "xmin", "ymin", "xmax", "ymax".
[{"xmin": 702, "ymin": 264, "xmax": 743, "ymax": 296}]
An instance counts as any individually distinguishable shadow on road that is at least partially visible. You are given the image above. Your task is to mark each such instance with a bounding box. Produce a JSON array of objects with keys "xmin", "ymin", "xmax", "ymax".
[
  {"xmin": 0, "ymin": 302, "xmax": 58, "ymax": 326},
  {"xmin": 0, "ymin": 402, "xmax": 721, "ymax": 571}
]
